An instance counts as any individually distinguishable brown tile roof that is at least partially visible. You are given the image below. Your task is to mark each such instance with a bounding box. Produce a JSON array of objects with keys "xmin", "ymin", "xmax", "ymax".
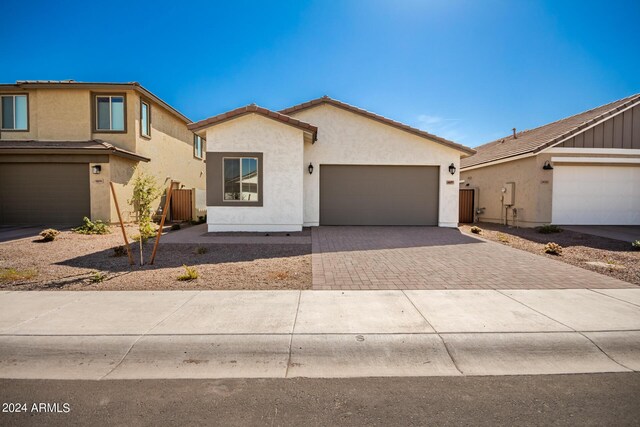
[
  {"xmin": 188, "ymin": 104, "xmax": 318, "ymax": 139},
  {"xmin": 462, "ymin": 93, "xmax": 640, "ymax": 169},
  {"xmin": 0, "ymin": 140, "xmax": 150, "ymax": 162},
  {"xmin": 279, "ymin": 96, "xmax": 476, "ymax": 156},
  {"xmin": 0, "ymin": 81, "xmax": 192, "ymax": 124}
]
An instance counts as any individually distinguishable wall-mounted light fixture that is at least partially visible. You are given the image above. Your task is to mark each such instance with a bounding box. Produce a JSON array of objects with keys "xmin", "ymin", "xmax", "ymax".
[
  {"xmin": 308, "ymin": 163, "xmax": 314, "ymax": 174},
  {"xmin": 92, "ymin": 165, "xmax": 102, "ymax": 174},
  {"xmin": 542, "ymin": 160, "xmax": 554, "ymax": 170},
  {"xmin": 448, "ymin": 163, "xmax": 456, "ymax": 175}
]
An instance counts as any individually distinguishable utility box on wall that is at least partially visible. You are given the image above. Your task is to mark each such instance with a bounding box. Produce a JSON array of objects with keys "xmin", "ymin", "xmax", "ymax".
[{"xmin": 503, "ymin": 182, "xmax": 515, "ymax": 206}]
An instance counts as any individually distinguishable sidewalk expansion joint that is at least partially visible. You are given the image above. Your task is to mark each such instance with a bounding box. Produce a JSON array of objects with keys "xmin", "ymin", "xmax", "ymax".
[
  {"xmin": 285, "ymin": 290, "xmax": 302, "ymax": 378},
  {"xmin": 588, "ymin": 289, "xmax": 640, "ymax": 308}
]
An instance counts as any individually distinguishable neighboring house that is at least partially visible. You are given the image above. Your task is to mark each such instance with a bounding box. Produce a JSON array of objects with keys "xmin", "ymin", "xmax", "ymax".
[
  {"xmin": 189, "ymin": 96, "xmax": 475, "ymax": 232},
  {"xmin": 0, "ymin": 80, "xmax": 206, "ymax": 225},
  {"xmin": 460, "ymin": 94, "xmax": 640, "ymax": 227}
]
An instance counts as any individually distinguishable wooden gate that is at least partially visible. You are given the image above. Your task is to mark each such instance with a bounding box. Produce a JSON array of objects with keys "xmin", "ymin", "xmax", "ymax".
[
  {"xmin": 170, "ymin": 189, "xmax": 193, "ymax": 221},
  {"xmin": 459, "ymin": 189, "xmax": 474, "ymax": 223}
]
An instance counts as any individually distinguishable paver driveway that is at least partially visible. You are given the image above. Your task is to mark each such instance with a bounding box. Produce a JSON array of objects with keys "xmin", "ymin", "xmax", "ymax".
[{"xmin": 311, "ymin": 227, "xmax": 634, "ymax": 290}]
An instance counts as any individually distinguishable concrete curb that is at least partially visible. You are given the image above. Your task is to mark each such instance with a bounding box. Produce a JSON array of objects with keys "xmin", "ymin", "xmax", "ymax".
[{"xmin": 0, "ymin": 331, "xmax": 637, "ymax": 379}]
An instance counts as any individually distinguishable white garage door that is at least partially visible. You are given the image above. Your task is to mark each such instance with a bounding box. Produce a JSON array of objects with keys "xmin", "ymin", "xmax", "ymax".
[{"xmin": 552, "ymin": 165, "xmax": 640, "ymax": 225}]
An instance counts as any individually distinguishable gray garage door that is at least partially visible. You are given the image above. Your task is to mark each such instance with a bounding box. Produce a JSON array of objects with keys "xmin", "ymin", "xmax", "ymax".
[
  {"xmin": 0, "ymin": 163, "xmax": 90, "ymax": 225},
  {"xmin": 320, "ymin": 165, "xmax": 439, "ymax": 225}
]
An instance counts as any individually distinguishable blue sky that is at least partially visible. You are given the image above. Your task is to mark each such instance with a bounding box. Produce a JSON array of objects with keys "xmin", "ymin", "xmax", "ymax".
[{"xmin": 1, "ymin": 0, "xmax": 638, "ymax": 147}]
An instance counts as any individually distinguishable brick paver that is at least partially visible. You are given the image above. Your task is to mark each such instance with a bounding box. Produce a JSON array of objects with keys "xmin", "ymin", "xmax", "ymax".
[{"xmin": 311, "ymin": 227, "xmax": 635, "ymax": 290}]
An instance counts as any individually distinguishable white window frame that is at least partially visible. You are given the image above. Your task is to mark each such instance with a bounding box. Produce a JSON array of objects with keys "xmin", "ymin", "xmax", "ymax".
[
  {"xmin": 140, "ymin": 100, "xmax": 150, "ymax": 137},
  {"xmin": 95, "ymin": 95, "xmax": 125, "ymax": 131},
  {"xmin": 1, "ymin": 94, "xmax": 28, "ymax": 130},
  {"xmin": 194, "ymin": 135, "xmax": 204, "ymax": 159},
  {"xmin": 222, "ymin": 157, "xmax": 259, "ymax": 202}
]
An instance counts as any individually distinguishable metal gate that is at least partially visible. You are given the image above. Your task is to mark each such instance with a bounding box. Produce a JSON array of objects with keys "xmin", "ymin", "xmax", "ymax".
[
  {"xmin": 170, "ymin": 189, "xmax": 193, "ymax": 221},
  {"xmin": 459, "ymin": 189, "xmax": 474, "ymax": 223}
]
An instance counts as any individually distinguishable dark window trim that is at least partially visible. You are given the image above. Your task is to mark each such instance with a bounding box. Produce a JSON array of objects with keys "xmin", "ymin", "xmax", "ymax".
[
  {"xmin": 193, "ymin": 134, "xmax": 205, "ymax": 159},
  {"xmin": 206, "ymin": 152, "xmax": 263, "ymax": 207},
  {"xmin": 140, "ymin": 98, "xmax": 151, "ymax": 139},
  {"xmin": 91, "ymin": 92, "xmax": 128, "ymax": 134},
  {"xmin": 0, "ymin": 93, "xmax": 30, "ymax": 132}
]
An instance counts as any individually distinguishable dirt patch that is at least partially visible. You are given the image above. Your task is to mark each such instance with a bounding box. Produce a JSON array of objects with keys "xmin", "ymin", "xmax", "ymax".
[
  {"xmin": 0, "ymin": 226, "xmax": 311, "ymax": 291},
  {"xmin": 460, "ymin": 223, "xmax": 640, "ymax": 286}
]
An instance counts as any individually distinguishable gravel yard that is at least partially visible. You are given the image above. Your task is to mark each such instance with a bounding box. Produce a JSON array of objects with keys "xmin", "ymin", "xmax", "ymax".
[
  {"xmin": 460, "ymin": 223, "xmax": 640, "ymax": 286},
  {"xmin": 0, "ymin": 226, "xmax": 311, "ymax": 291}
]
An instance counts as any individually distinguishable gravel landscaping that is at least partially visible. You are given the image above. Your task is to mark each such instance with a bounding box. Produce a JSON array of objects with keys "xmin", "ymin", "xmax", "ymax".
[
  {"xmin": 0, "ymin": 226, "xmax": 311, "ymax": 291},
  {"xmin": 460, "ymin": 223, "xmax": 640, "ymax": 286}
]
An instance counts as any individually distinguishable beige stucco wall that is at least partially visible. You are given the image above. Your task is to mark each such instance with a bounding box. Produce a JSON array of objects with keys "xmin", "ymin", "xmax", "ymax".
[
  {"xmin": 289, "ymin": 104, "xmax": 464, "ymax": 227},
  {"xmin": 461, "ymin": 155, "xmax": 553, "ymax": 226},
  {"xmin": 204, "ymin": 113, "xmax": 305, "ymax": 232},
  {"xmin": 461, "ymin": 150, "xmax": 640, "ymax": 227},
  {"xmin": 1, "ymin": 87, "xmax": 205, "ymax": 223}
]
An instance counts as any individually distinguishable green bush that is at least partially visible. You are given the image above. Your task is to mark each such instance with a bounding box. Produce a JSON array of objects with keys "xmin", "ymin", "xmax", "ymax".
[
  {"xmin": 537, "ymin": 224, "xmax": 562, "ymax": 234},
  {"xmin": 90, "ymin": 271, "xmax": 106, "ymax": 283},
  {"xmin": 177, "ymin": 265, "xmax": 198, "ymax": 281},
  {"xmin": 470, "ymin": 226, "xmax": 482, "ymax": 234},
  {"xmin": 632, "ymin": 240, "xmax": 640, "ymax": 251},
  {"xmin": 113, "ymin": 245, "xmax": 127, "ymax": 257},
  {"xmin": 40, "ymin": 228, "xmax": 60, "ymax": 242},
  {"xmin": 544, "ymin": 242, "xmax": 563, "ymax": 255},
  {"xmin": 72, "ymin": 217, "xmax": 110, "ymax": 235}
]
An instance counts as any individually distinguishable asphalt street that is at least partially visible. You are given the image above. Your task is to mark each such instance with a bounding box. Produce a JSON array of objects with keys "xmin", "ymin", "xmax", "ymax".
[{"xmin": 1, "ymin": 373, "xmax": 639, "ymax": 426}]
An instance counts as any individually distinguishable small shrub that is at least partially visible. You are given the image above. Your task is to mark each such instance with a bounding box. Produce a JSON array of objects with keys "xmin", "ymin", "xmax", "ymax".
[
  {"xmin": 0, "ymin": 268, "xmax": 37, "ymax": 283},
  {"xmin": 470, "ymin": 226, "xmax": 482, "ymax": 234},
  {"xmin": 72, "ymin": 217, "xmax": 110, "ymax": 235},
  {"xmin": 537, "ymin": 224, "xmax": 562, "ymax": 234},
  {"xmin": 40, "ymin": 228, "xmax": 60, "ymax": 242},
  {"xmin": 544, "ymin": 242, "xmax": 563, "ymax": 256},
  {"xmin": 131, "ymin": 234, "xmax": 150, "ymax": 243},
  {"xmin": 171, "ymin": 223, "xmax": 181, "ymax": 231},
  {"xmin": 194, "ymin": 246, "xmax": 207, "ymax": 255},
  {"xmin": 90, "ymin": 271, "xmax": 106, "ymax": 283},
  {"xmin": 632, "ymin": 240, "xmax": 640, "ymax": 251},
  {"xmin": 177, "ymin": 265, "xmax": 198, "ymax": 281},
  {"xmin": 496, "ymin": 233, "xmax": 509, "ymax": 243},
  {"xmin": 113, "ymin": 245, "xmax": 127, "ymax": 257}
]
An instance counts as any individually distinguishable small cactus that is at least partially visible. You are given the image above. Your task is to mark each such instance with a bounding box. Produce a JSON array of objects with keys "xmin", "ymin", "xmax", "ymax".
[{"xmin": 544, "ymin": 242, "xmax": 563, "ymax": 256}]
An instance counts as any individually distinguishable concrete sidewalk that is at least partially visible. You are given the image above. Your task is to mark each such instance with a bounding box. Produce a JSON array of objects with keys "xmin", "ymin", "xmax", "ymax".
[{"xmin": 0, "ymin": 289, "xmax": 639, "ymax": 379}]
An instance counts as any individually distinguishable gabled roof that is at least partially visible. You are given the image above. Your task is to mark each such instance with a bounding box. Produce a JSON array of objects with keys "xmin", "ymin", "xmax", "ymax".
[
  {"xmin": 0, "ymin": 140, "xmax": 150, "ymax": 162},
  {"xmin": 188, "ymin": 104, "xmax": 318, "ymax": 140},
  {"xmin": 0, "ymin": 80, "xmax": 192, "ymax": 124},
  {"xmin": 462, "ymin": 93, "xmax": 640, "ymax": 169},
  {"xmin": 280, "ymin": 96, "xmax": 476, "ymax": 156}
]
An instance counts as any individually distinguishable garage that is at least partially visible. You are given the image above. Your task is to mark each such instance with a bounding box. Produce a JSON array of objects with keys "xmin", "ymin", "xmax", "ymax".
[
  {"xmin": 552, "ymin": 165, "xmax": 640, "ymax": 225},
  {"xmin": 0, "ymin": 163, "xmax": 90, "ymax": 225},
  {"xmin": 319, "ymin": 165, "xmax": 439, "ymax": 225}
]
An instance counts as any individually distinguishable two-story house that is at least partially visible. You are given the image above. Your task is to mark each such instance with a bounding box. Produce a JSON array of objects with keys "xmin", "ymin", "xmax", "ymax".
[{"xmin": 0, "ymin": 80, "xmax": 206, "ymax": 225}]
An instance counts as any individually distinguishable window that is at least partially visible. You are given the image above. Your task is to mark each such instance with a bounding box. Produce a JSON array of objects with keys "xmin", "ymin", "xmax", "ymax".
[
  {"xmin": 140, "ymin": 100, "xmax": 150, "ymax": 137},
  {"xmin": 194, "ymin": 134, "xmax": 203, "ymax": 158},
  {"xmin": 1, "ymin": 94, "xmax": 28, "ymax": 130},
  {"xmin": 223, "ymin": 157, "xmax": 259, "ymax": 201},
  {"xmin": 95, "ymin": 95, "xmax": 125, "ymax": 131}
]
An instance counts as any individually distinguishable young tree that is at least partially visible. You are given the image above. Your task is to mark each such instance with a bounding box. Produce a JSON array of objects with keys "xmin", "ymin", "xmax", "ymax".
[{"xmin": 128, "ymin": 169, "xmax": 162, "ymax": 265}]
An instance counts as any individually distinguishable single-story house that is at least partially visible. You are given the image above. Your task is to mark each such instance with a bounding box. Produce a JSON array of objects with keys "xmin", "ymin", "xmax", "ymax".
[
  {"xmin": 189, "ymin": 97, "xmax": 476, "ymax": 232},
  {"xmin": 460, "ymin": 94, "xmax": 640, "ymax": 226}
]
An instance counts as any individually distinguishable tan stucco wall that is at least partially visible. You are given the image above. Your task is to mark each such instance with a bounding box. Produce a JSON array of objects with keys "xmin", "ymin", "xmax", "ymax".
[
  {"xmin": 1, "ymin": 87, "xmax": 205, "ymax": 223},
  {"xmin": 289, "ymin": 104, "xmax": 465, "ymax": 227},
  {"xmin": 461, "ymin": 150, "xmax": 640, "ymax": 227},
  {"xmin": 461, "ymin": 155, "xmax": 553, "ymax": 226}
]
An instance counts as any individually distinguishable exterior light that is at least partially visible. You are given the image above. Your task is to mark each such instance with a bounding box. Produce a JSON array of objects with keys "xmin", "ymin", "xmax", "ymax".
[
  {"xmin": 92, "ymin": 165, "xmax": 102, "ymax": 174},
  {"xmin": 308, "ymin": 163, "xmax": 314, "ymax": 174},
  {"xmin": 543, "ymin": 160, "xmax": 554, "ymax": 170},
  {"xmin": 448, "ymin": 163, "xmax": 456, "ymax": 175}
]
